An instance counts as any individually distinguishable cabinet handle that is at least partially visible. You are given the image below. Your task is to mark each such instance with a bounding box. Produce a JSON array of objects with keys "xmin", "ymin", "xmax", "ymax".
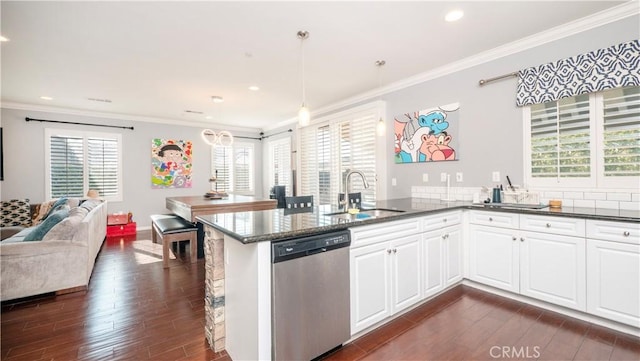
[
  {"xmin": 623, "ymin": 231, "xmax": 630, "ymax": 237},
  {"xmin": 512, "ymin": 236, "xmax": 517, "ymax": 241},
  {"xmin": 546, "ymin": 223, "xmax": 551, "ymax": 228},
  {"xmin": 442, "ymin": 234, "xmax": 447, "ymax": 240},
  {"xmin": 443, "ymin": 218, "xmax": 447, "ymax": 222},
  {"xmin": 489, "ymin": 217, "xmax": 493, "ymax": 222},
  {"xmin": 387, "ymin": 249, "xmax": 392, "ymax": 254},
  {"xmin": 393, "ymin": 248, "xmax": 397, "ymax": 254},
  {"xmin": 520, "ymin": 237, "xmax": 525, "ymax": 242}
]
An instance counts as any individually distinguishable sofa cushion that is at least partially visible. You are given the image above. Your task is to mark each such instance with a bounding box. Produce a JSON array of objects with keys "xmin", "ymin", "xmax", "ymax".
[
  {"xmin": 43, "ymin": 207, "xmax": 89, "ymax": 241},
  {"xmin": 1, "ymin": 227, "xmax": 35, "ymax": 243},
  {"xmin": 23, "ymin": 206, "xmax": 70, "ymax": 242},
  {"xmin": 1, "ymin": 199, "xmax": 32, "ymax": 227},
  {"xmin": 42, "ymin": 198, "xmax": 68, "ymax": 220}
]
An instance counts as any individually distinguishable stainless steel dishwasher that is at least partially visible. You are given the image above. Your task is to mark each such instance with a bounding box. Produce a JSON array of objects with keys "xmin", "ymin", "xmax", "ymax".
[{"xmin": 272, "ymin": 230, "xmax": 351, "ymax": 361}]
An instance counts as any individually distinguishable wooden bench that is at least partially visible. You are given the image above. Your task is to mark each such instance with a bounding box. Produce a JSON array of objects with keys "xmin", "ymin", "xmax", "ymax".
[{"xmin": 150, "ymin": 214, "xmax": 198, "ymax": 269}]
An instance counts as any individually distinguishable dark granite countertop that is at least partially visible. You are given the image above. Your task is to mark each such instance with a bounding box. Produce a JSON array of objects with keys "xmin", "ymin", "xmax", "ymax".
[{"xmin": 196, "ymin": 198, "xmax": 639, "ymax": 244}]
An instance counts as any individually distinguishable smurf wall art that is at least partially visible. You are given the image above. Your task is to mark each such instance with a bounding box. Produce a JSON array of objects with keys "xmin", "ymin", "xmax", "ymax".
[
  {"xmin": 394, "ymin": 103, "xmax": 460, "ymax": 164},
  {"xmin": 151, "ymin": 138, "xmax": 193, "ymax": 188}
]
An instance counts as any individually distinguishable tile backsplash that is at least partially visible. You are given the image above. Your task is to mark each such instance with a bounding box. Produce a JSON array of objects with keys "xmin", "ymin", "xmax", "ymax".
[{"xmin": 411, "ymin": 186, "xmax": 639, "ymax": 211}]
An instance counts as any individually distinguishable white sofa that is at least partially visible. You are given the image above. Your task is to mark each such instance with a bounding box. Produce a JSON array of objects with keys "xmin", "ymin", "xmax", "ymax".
[{"xmin": 0, "ymin": 200, "xmax": 107, "ymax": 301}]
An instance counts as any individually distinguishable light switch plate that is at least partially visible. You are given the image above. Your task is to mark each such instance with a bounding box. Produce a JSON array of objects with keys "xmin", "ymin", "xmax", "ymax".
[
  {"xmin": 492, "ymin": 171, "xmax": 500, "ymax": 182},
  {"xmin": 422, "ymin": 173, "xmax": 429, "ymax": 182},
  {"xmin": 456, "ymin": 172, "xmax": 463, "ymax": 182},
  {"xmin": 441, "ymin": 173, "xmax": 447, "ymax": 182},
  {"xmin": 392, "ymin": 177, "xmax": 397, "ymax": 186}
]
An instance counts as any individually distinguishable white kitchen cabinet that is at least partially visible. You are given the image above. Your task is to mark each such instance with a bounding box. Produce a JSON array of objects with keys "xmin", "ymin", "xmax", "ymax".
[
  {"xmin": 468, "ymin": 224, "xmax": 519, "ymax": 293},
  {"xmin": 443, "ymin": 226, "xmax": 463, "ymax": 287},
  {"xmin": 586, "ymin": 220, "xmax": 640, "ymax": 328},
  {"xmin": 350, "ymin": 233, "xmax": 421, "ymax": 334},
  {"xmin": 519, "ymin": 231, "xmax": 586, "ymax": 311},
  {"xmin": 421, "ymin": 211, "xmax": 463, "ymax": 299}
]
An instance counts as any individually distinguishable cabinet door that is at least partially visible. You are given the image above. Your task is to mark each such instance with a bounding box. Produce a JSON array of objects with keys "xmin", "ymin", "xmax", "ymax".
[
  {"xmin": 587, "ymin": 239, "xmax": 640, "ymax": 327},
  {"xmin": 444, "ymin": 226, "xmax": 463, "ymax": 287},
  {"xmin": 350, "ymin": 242, "xmax": 392, "ymax": 334},
  {"xmin": 520, "ymin": 231, "xmax": 586, "ymax": 311},
  {"xmin": 391, "ymin": 234, "xmax": 422, "ymax": 313},
  {"xmin": 469, "ymin": 225, "xmax": 519, "ymax": 293},
  {"xmin": 422, "ymin": 231, "xmax": 443, "ymax": 299}
]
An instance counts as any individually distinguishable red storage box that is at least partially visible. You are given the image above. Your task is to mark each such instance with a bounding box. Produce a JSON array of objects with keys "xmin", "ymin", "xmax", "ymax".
[
  {"xmin": 108, "ymin": 213, "xmax": 129, "ymax": 225},
  {"xmin": 107, "ymin": 222, "xmax": 136, "ymax": 237}
]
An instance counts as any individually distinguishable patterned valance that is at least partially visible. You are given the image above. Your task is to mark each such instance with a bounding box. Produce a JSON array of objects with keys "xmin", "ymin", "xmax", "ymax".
[{"xmin": 516, "ymin": 39, "xmax": 640, "ymax": 106}]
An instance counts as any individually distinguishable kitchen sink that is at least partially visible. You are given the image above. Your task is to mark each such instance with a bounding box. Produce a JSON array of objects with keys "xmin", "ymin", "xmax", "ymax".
[{"xmin": 325, "ymin": 208, "xmax": 406, "ymax": 221}]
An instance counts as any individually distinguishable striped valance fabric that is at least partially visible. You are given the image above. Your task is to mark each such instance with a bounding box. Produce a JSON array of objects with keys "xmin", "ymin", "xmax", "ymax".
[{"xmin": 516, "ymin": 39, "xmax": 640, "ymax": 106}]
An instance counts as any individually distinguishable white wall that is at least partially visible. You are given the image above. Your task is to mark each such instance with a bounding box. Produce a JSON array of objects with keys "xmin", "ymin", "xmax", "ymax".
[{"xmin": 0, "ymin": 108, "xmax": 263, "ymax": 227}]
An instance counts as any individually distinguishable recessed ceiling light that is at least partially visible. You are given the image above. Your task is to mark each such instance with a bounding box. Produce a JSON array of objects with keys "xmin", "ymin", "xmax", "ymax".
[
  {"xmin": 205, "ymin": 116, "xmax": 213, "ymax": 120},
  {"xmin": 211, "ymin": 96, "xmax": 224, "ymax": 103},
  {"xmin": 40, "ymin": 96, "xmax": 53, "ymax": 100},
  {"xmin": 0, "ymin": 36, "xmax": 9, "ymax": 42},
  {"xmin": 248, "ymin": 86, "xmax": 260, "ymax": 91},
  {"xmin": 445, "ymin": 9, "xmax": 464, "ymax": 22}
]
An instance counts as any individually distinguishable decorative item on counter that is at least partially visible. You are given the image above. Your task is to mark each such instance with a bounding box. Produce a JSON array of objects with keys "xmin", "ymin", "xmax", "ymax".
[
  {"xmin": 205, "ymin": 170, "xmax": 228, "ymax": 199},
  {"xmin": 492, "ymin": 187, "xmax": 502, "ymax": 203},
  {"xmin": 549, "ymin": 200, "xmax": 562, "ymax": 209},
  {"xmin": 86, "ymin": 189, "xmax": 100, "ymax": 199}
]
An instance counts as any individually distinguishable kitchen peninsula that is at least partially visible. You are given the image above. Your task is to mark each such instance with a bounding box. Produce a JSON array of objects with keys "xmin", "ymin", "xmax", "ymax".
[{"xmin": 197, "ymin": 198, "xmax": 640, "ymax": 360}]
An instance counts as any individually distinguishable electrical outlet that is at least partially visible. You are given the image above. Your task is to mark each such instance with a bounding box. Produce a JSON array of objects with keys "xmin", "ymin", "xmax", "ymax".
[
  {"xmin": 456, "ymin": 172, "xmax": 463, "ymax": 182},
  {"xmin": 492, "ymin": 171, "xmax": 500, "ymax": 182},
  {"xmin": 422, "ymin": 173, "xmax": 429, "ymax": 182},
  {"xmin": 392, "ymin": 177, "xmax": 397, "ymax": 186},
  {"xmin": 440, "ymin": 173, "xmax": 447, "ymax": 182}
]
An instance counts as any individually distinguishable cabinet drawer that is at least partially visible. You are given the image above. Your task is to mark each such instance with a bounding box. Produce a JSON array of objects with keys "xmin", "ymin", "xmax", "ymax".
[
  {"xmin": 520, "ymin": 215, "xmax": 585, "ymax": 237},
  {"xmin": 587, "ymin": 220, "xmax": 640, "ymax": 245},
  {"xmin": 422, "ymin": 211, "xmax": 462, "ymax": 232},
  {"xmin": 469, "ymin": 211, "xmax": 519, "ymax": 229},
  {"xmin": 350, "ymin": 218, "xmax": 421, "ymax": 248}
]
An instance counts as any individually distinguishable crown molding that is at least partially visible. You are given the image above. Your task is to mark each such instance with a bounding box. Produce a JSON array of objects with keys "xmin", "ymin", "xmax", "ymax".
[
  {"xmin": 274, "ymin": 0, "xmax": 639, "ymax": 127},
  {"xmin": 0, "ymin": 101, "xmax": 262, "ymax": 134}
]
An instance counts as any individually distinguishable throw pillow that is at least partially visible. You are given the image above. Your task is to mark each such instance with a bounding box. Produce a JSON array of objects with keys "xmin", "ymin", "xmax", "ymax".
[
  {"xmin": 43, "ymin": 206, "xmax": 89, "ymax": 241},
  {"xmin": 41, "ymin": 198, "xmax": 68, "ymax": 221},
  {"xmin": 1, "ymin": 199, "xmax": 32, "ymax": 228},
  {"xmin": 23, "ymin": 206, "xmax": 70, "ymax": 242}
]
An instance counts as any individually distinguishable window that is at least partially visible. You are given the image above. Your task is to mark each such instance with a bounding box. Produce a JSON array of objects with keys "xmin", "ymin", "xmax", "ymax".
[
  {"xmin": 299, "ymin": 103, "xmax": 381, "ymax": 207},
  {"xmin": 211, "ymin": 143, "xmax": 254, "ymax": 194},
  {"xmin": 525, "ymin": 86, "xmax": 639, "ymax": 189},
  {"xmin": 267, "ymin": 137, "xmax": 292, "ymax": 195},
  {"xmin": 45, "ymin": 129, "xmax": 122, "ymax": 201}
]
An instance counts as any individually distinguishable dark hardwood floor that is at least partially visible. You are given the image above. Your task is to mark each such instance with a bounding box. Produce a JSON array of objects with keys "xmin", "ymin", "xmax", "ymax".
[{"xmin": 2, "ymin": 231, "xmax": 639, "ymax": 361}]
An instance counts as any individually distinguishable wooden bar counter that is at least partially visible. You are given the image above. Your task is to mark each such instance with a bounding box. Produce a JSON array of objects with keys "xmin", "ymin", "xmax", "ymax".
[{"xmin": 166, "ymin": 194, "xmax": 277, "ymax": 222}]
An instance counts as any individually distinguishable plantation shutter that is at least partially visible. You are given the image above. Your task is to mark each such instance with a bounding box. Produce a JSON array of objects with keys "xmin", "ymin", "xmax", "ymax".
[
  {"xmin": 530, "ymin": 94, "xmax": 591, "ymax": 180},
  {"xmin": 50, "ymin": 135, "xmax": 84, "ymax": 198},
  {"xmin": 233, "ymin": 145, "xmax": 253, "ymax": 193},
  {"xmin": 88, "ymin": 137, "xmax": 119, "ymax": 197},
  {"xmin": 602, "ymin": 86, "xmax": 640, "ymax": 177},
  {"xmin": 213, "ymin": 146, "xmax": 231, "ymax": 192},
  {"xmin": 299, "ymin": 109, "xmax": 378, "ymax": 207},
  {"xmin": 269, "ymin": 138, "xmax": 291, "ymax": 194}
]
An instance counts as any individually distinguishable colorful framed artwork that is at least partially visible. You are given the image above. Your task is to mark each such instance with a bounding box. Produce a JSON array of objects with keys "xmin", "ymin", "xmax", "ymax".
[
  {"xmin": 151, "ymin": 138, "xmax": 193, "ymax": 188},
  {"xmin": 394, "ymin": 102, "xmax": 460, "ymax": 163}
]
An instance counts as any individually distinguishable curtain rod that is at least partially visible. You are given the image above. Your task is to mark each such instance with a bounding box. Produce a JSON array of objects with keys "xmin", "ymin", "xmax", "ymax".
[
  {"xmin": 478, "ymin": 72, "xmax": 518, "ymax": 86},
  {"xmin": 234, "ymin": 128, "xmax": 293, "ymax": 141},
  {"xmin": 25, "ymin": 117, "xmax": 134, "ymax": 130}
]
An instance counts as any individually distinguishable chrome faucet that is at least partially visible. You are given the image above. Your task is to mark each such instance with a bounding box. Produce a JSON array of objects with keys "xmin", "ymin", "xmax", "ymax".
[{"xmin": 340, "ymin": 170, "xmax": 370, "ymax": 209}]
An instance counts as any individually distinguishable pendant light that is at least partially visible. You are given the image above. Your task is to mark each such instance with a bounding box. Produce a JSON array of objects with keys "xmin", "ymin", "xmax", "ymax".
[
  {"xmin": 375, "ymin": 60, "xmax": 386, "ymax": 136},
  {"xmin": 297, "ymin": 30, "xmax": 310, "ymax": 127}
]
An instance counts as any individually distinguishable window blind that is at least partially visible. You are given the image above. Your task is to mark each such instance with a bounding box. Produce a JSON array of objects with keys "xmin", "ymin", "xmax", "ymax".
[
  {"xmin": 213, "ymin": 146, "xmax": 231, "ymax": 192},
  {"xmin": 530, "ymin": 94, "xmax": 591, "ymax": 179},
  {"xmin": 88, "ymin": 137, "xmax": 119, "ymax": 197},
  {"xmin": 212, "ymin": 143, "xmax": 254, "ymax": 194},
  {"xmin": 233, "ymin": 146, "xmax": 253, "ymax": 193},
  {"xmin": 50, "ymin": 135, "xmax": 84, "ymax": 198},
  {"xmin": 602, "ymin": 86, "xmax": 640, "ymax": 177}
]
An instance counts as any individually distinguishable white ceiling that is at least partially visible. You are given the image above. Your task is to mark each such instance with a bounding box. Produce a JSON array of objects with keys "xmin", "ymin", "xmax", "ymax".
[{"xmin": 0, "ymin": 1, "xmax": 629, "ymax": 131}]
